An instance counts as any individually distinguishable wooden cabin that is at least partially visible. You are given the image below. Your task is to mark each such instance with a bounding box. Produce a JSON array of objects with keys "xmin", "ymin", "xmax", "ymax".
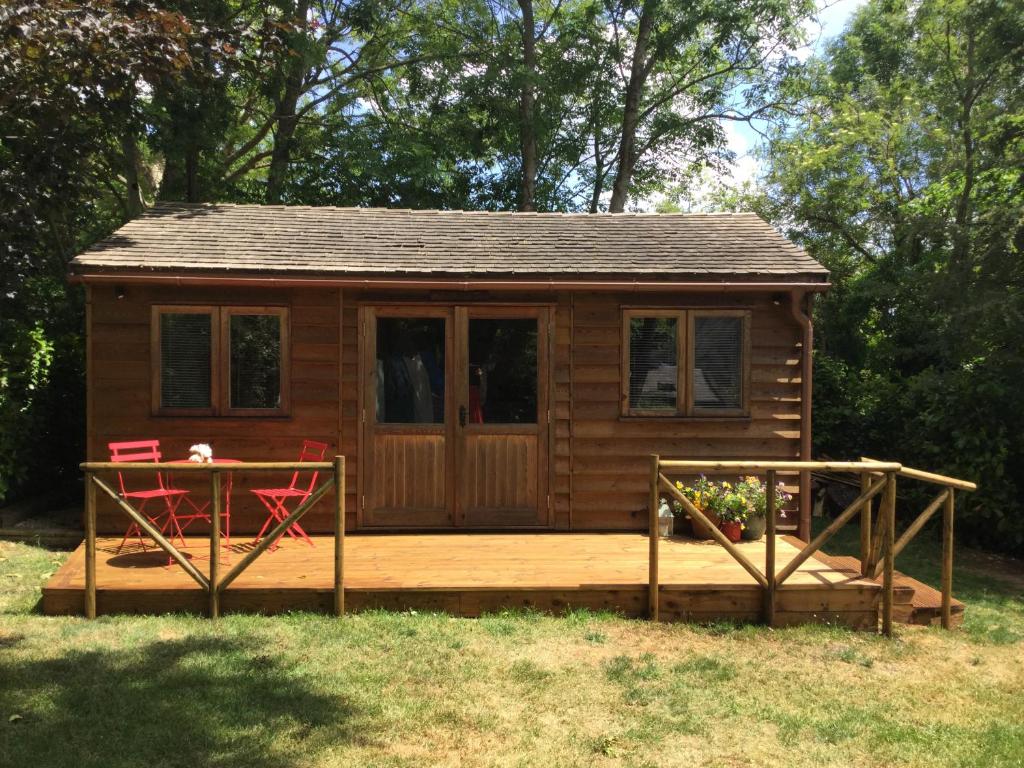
[{"xmin": 69, "ymin": 203, "xmax": 829, "ymax": 540}]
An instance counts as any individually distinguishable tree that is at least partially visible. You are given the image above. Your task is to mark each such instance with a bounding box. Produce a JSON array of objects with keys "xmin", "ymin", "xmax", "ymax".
[
  {"xmin": 0, "ymin": 1, "xmax": 211, "ymax": 500},
  {"xmin": 759, "ymin": 0, "xmax": 1024, "ymax": 552},
  {"xmin": 603, "ymin": 0, "xmax": 811, "ymax": 212}
]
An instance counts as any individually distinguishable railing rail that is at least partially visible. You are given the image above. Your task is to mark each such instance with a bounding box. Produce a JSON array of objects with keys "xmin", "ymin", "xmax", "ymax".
[
  {"xmin": 648, "ymin": 457, "xmax": 977, "ymax": 635},
  {"xmin": 81, "ymin": 457, "xmax": 345, "ymax": 619}
]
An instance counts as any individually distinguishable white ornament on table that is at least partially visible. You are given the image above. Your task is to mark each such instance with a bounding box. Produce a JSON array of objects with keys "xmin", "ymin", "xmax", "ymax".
[{"xmin": 188, "ymin": 443, "xmax": 213, "ymax": 464}]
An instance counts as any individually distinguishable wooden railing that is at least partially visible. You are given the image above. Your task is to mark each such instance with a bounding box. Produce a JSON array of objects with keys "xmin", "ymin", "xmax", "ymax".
[
  {"xmin": 80, "ymin": 458, "xmax": 345, "ymax": 619},
  {"xmin": 648, "ymin": 457, "xmax": 976, "ymax": 635}
]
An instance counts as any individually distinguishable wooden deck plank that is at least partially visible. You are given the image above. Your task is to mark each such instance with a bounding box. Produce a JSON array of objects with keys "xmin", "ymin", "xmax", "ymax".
[{"xmin": 42, "ymin": 533, "xmax": 881, "ymax": 626}]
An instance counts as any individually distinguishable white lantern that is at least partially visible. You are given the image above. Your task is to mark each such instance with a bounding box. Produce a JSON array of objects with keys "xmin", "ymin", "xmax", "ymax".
[{"xmin": 658, "ymin": 498, "xmax": 674, "ymax": 537}]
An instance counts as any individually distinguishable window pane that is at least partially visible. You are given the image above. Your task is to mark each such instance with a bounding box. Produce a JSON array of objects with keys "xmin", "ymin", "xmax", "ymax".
[
  {"xmin": 160, "ymin": 313, "xmax": 211, "ymax": 408},
  {"xmin": 629, "ymin": 317, "xmax": 677, "ymax": 411},
  {"xmin": 468, "ymin": 319, "xmax": 537, "ymax": 424},
  {"xmin": 376, "ymin": 318, "xmax": 445, "ymax": 424},
  {"xmin": 230, "ymin": 314, "xmax": 282, "ymax": 409},
  {"xmin": 694, "ymin": 316, "xmax": 743, "ymax": 409}
]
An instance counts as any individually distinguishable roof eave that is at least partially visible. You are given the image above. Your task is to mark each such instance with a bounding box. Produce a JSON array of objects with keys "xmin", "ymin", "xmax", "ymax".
[{"xmin": 68, "ymin": 265, "xmax": 830, "ymax": 292}]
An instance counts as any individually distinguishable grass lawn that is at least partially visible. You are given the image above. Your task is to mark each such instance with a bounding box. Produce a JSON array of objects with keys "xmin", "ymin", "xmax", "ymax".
[{"xmin": 1, "ymin": 530, "xmax": 1022, "ymax": 768}]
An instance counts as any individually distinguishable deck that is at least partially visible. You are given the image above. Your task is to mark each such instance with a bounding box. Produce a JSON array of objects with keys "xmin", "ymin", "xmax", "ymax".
[{"xmin": 43, "ymin": 533, "xmax": 882, "ymax": 628}]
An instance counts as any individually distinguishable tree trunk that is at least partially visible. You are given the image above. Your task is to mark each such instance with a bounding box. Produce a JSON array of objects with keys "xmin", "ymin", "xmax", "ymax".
[
  {"xmin": 121, "ymin": 130, "xmax": 145, "ymax": 218},
  {"xmin": 517, "ymin": 0, "xmax": 538, "ymax": 212},
  {"xmin": 608, "ymin": 0, "xmax": 657, "ymax": 213},
  {"xmin": 265, "ymin": 76, "xmax": 305, "ymax": 203},
  {"xmin": 265, "ymin": 0, "xmax": 310, "ymax": 204},
  {"xmin": 160, "ymin": 156, "xmax": 183, "ymax": 201},
  {"xmin": 589, "ymin": 99, "xmax": 606, "ymax": 213},
  {"xmin": 185, "ymin": 147, "xmax": 200, "ymax": 203}
]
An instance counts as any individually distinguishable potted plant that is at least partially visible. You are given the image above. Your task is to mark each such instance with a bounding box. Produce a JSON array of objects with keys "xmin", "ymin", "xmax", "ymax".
[
  {"xmin": 717, "ymin": 481, "xmax": 750, "ymax": 543},
  {"xmin": 672, "ymin": 476, "xmax": 720, "ymax": 539},
  {"xmin": 736, "ymin": 476, "xmax": 792, "ymax": 541}
]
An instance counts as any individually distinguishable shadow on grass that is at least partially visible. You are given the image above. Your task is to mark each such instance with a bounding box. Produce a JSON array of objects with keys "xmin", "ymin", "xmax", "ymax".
[{"xmin": 0, "ymin": 634, "xmax": 361, "ymax": 767}]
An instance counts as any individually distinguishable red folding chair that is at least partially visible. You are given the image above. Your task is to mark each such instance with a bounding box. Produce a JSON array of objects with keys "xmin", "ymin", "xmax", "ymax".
[
  {"xmin": 109, "ymin": 440, "xmax": 204, "ymax": 553},
  {"xmin": 251, "ymin": 440, "xmax": 328, "ymax": 549}
]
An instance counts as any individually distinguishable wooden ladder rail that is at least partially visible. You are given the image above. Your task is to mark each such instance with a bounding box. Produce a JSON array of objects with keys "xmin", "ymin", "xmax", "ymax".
[
  {"xmin": 81, "ymin": 458, "xmax": 346, "ymax": 619},
  {"xmin": 860, "ymin": 457, "xmax": 978, "ymax": 630}
]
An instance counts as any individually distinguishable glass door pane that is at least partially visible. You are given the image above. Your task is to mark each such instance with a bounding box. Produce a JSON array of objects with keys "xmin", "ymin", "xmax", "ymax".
[
  {"xmin": 375, "ymin": 317, "xmax": 446, "ymax": 424},
  {"xmin": 466, "ymin": 318, "xmax": 537, "ymax": 424}
]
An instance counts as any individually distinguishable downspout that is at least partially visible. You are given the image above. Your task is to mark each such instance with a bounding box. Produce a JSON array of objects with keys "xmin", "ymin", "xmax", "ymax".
[{"xmin": 790, "ymin": 290, "xmax": 814, "ymax": 541}]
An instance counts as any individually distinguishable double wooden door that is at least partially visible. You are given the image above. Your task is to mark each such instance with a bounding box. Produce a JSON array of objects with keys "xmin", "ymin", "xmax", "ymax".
[{"xmin": 360, "ymin": 305, "xmax": 550, "ymax": 528}]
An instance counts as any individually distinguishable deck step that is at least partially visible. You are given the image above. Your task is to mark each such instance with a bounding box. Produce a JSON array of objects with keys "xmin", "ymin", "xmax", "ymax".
[{"xmin": 811, "ymin": 551, "xmax": 964, "ymax": 627}]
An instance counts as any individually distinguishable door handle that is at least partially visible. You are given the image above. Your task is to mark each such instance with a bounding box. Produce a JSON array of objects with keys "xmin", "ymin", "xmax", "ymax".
[{"xmin": 459, "ymin": 405, "xmax": 467, "ymax": 427}]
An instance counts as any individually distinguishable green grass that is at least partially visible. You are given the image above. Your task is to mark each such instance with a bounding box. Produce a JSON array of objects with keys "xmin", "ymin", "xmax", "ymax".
[
  {"xmin": 819, "ymin": 517, "xmax": 1024, "ymax": 647},
  {"xmin": 1, "ymin": 535, "xmax": 1022, "ymax": 768}
]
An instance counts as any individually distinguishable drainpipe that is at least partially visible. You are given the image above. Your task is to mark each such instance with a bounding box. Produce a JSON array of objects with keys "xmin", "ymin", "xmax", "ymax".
[{"xmin": 790, "ymin": 290, "xmax": 814, "ymax": 541}]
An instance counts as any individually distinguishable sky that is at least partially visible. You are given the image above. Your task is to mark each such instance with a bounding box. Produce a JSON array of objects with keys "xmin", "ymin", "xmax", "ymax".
[{"xmin": 723, "ymin": 0, "xmax": 867, "ymax": 188}]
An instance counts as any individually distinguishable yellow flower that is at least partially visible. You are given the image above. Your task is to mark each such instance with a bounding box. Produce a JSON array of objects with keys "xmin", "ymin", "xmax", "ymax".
[
  {"xmin": 722, "ymin": 481, "xmax": 732, "ymax": 489},
  {"xmin": 675, "ymin": 481, "xmax": 683, "ymax": 490}
]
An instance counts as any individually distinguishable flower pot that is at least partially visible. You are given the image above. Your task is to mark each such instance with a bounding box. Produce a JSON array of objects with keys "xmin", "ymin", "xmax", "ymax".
[
  {"xmin": 719, "ymin": 521, "xmax": 742, "ymax": 543},
  {"xmin": 688, "ymin": 510, "xmax": 720, "ymax": 539},
  {"xmin": 742, "ymin": 514, "xmax": 766, "ymax": 541}
]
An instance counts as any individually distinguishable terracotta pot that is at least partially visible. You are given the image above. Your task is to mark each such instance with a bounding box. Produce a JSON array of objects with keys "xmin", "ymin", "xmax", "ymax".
[
  {"xmin": 720, "ymin": 521, "xmax": 742, "ymax": 543},
  {"xmin": 742, "ymin": 514, "xmax": 766, "ymax": 541},
  {"xmin": 688, "ymin": 509, "xmax": 720, "ymax": 539}
]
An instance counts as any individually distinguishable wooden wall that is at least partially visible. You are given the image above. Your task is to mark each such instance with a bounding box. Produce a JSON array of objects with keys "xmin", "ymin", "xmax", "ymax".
[
  {"xmin": 564, "ymin": 291, "xmax": 802, "ymax": 531},
  {"xmin": 87, "ymin": 284, "xmax": 802, "ymax": 534},
  {"xmin": 88, "ymin": 284, "xmax": 345, "ymax": 534}
]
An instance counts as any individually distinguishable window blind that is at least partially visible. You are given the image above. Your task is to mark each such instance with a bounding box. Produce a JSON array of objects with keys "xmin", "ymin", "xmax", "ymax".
[
  {"xmin": 693, "ymin": 316, "xmax": 742, "ymax": 409},
  {"xmin": 628, "ymin": 317, "xmax": 678, "ymax": 411},
  {"xmin": 160, "ymin": 313, "xmax": 212, "ymax": 408}
]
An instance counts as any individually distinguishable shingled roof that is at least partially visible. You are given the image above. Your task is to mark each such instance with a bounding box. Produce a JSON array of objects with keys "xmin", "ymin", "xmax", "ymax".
[{"xmin": 70, "ymin": 203, "xmax": 828, "ymax": 281}]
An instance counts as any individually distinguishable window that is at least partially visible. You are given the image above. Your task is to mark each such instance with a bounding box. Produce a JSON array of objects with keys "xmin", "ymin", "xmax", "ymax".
[
  {"xmin": 467, "ymin": 318, "xmax": 538, "ymax": 424},
  {"xmin": 153, "ymin": 306, "xmax": 289, "ymax": 416},
  {"xmin": 160, "ymin": 312, "xmax": 213, "ymax": 410},
  {"xmin": 625, "ymin": 313, "xmax": 680, "ymax": 414},
  {"xmin": 225, "ymin": 309, "xmax": 285, "ymax": 412},
  {"xmin": 622, "ymin": 309, "xmax": 749, "ymax": 417},
  {"xmin": 693, "ymin": 315, "xmax": 743, "ymax": 411},
  {"xmin": 375, "ymin": 317, "xmax": 446, "ymax": 424}
]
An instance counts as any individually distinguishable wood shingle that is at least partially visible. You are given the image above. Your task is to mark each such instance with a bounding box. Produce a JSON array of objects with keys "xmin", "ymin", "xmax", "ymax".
[{"xmin": 70, "ymin": 203, "xmax": 828, "ymax": 281}]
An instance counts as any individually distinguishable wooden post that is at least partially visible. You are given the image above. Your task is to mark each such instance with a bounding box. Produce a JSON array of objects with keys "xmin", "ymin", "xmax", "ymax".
[
  {"xmin": 859, "ymin": 471, "xmax": 872, "ymax": 577},
  {"xmin": 648, "ymin": 454, "xmax": 659, "ymax": 621},
  {"xmin": 334, "ymin": 455, "xmax": 346, "ymax": 617},
  {"xmin": 881, "ymin": 472, "xmax": 896, "ymax": 636},
  {"xmin": 209, "ymin": 471, "xmax": 221, "ymax": 619},
  {"xmin": 84, "ymin": 473, "xmax": 97, "ymax": 620},
  {"xmin": 941, "ymin": 489, "xmax": 954, "ymax": 630},
  {"xmin": 764, "ymin": 469, "xmax": 777, "ymax": 627}
]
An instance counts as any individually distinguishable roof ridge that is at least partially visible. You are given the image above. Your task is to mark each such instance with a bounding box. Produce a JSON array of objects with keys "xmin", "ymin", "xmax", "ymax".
[{"xmin": 146, "ymin": 201, "xmax": 760, "ymax": 218}]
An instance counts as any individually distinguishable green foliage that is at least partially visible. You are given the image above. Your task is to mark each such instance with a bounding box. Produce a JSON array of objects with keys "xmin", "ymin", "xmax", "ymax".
[
  {"xmin": 760, "ymin": 0, "xmax": 1024, "ymax": 554},
  {"xmin": 0, "ymin": 2, "xmax": 210, "ymax": 502}
]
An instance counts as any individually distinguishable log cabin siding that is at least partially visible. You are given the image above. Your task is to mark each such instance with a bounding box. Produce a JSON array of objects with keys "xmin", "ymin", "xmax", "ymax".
[
  {"xmin": 87, "ymin": 285, "xmax": 802, "ymax": 534},
  {"xmin": 567, "ymin": 292, "xmax": 802, "ymax": 531},
  {"xmin": 88, "ymin": 284, "xmax": 344, "ymax": 533}
]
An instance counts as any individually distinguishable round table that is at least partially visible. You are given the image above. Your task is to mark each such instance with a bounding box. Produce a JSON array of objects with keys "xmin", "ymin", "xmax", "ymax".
[{"xmin": 168, "ymin": 458, "xmax": 242, "ymax": 548}]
